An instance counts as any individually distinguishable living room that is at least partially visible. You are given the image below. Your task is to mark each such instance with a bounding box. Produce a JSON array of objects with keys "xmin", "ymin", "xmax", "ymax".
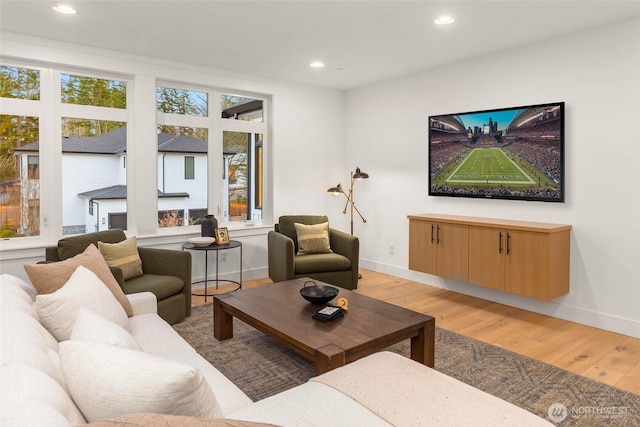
[{"xmin": 1, "ymin": 1, "xmax": 639, "ymax": 425}]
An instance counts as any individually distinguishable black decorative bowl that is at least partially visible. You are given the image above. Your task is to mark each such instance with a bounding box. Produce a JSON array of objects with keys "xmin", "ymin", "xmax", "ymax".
[{"xmin": 300, "ymin": 281, "xmax": 339, "ymax": 305}]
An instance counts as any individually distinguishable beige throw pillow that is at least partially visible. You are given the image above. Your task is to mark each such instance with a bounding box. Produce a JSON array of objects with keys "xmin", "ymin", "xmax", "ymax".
[
  {"xmin": 294, "ymin": 222, "xmax": 332, "ymax": 255},
  {"xmin": 98, "ymin": 236, "xmax": 143, "ymax": 280},
  {"xmin": 24, "ymin": 244, "xmax": 133, "ymax": 316}
]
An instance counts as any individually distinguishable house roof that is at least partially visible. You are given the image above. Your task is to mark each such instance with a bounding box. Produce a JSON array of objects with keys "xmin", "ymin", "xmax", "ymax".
[
  {"xmin": 15, "ymin": 126, "xmax": 236, "ymax": 155},
  {"xmin": 78, "ymin": 184, "xmax": 189, "ymax": 200}
]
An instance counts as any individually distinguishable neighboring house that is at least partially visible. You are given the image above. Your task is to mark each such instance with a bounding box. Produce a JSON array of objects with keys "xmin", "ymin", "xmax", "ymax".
[{"xmin": 15, "ymin": 127, "xmax": 236, "ymax": 234}]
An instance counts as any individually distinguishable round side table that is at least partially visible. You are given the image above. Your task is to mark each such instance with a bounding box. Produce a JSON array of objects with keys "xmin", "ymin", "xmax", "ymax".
[{"xmin": 182, "ymin": 240, "xmax": 242, "ymax": 302}]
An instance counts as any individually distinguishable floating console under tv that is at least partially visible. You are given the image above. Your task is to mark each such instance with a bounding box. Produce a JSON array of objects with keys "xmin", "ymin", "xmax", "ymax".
[
  {"xmin": 408, "ymin": 214, "xmax": 571, "ymax": 301},
  {"xmin": 429, "ymin": 102, "xmax": 565, "ymax": 202}
]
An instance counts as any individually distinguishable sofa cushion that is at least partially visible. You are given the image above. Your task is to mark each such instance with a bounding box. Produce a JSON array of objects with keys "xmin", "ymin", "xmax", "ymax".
[
  {"xmin": 59, "ymin": 341, "xmax": 219, "ymax": 422},
  {"xmin": 98, "ymin": 236, "xmax": 143, "ymax": 280},
  {"xmin": 35, "ymin": 265, "xmax": 129, "ymax": 341},
  {"xmin": 294, "ymin": 253, "xmax": 351, "ymax": 274},
  {"xmin": 294, "ymin": 222, "xmax": 332, "ymax": 255},
  {"xmin": 25, "ymin": 244, "xmax": 133, "ymax": 316},
  {"xmin": 71, "ymin": 307, "xmax": 141, "ymax": 351},
  {"xmin": 123, "ymin": 273, "xmax": 185, "ymax": 301}
]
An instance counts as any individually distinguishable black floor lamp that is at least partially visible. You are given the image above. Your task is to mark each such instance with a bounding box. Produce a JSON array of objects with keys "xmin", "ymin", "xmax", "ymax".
[{"xmin": 327, "ymin": 167, "xmax": 369, "ymax": 278}]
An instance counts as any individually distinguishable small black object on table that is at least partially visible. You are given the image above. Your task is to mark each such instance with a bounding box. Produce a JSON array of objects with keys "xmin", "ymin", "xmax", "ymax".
[{"xmin": 182, "ymin": 240, "xmax": 242, "ymax": 302}]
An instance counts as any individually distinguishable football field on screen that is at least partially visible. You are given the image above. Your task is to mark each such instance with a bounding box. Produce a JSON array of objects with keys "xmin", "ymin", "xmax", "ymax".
[{"xmin": 445, "ymin": 148, "xmax": 535, "ymax": 185}]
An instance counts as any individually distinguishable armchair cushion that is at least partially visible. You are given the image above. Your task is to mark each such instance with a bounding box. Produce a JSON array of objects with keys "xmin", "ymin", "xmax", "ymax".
[
  {"xmin": 294, "ymin": 253, "xmax": 351, "ymax": 275},
  {"xmin": 124, "ymin": 274, "xmax": 185, "ymax": 301},
  {"xmin": 294, "ymin": 222, "xmax": 332, "ymax": 255},
  {"xmin": 98, "ymin": 236, "xmax": 143, "ymax": 280}
]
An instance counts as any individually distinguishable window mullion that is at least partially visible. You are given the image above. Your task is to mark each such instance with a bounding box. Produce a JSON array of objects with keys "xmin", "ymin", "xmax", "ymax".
[
  {"xmin": 39, "ymin": 68, "xmax": 62, "ymax": 243},
  {"xmin": 210, "ymin": 91, "xmax": 223, "ymax": 221}
]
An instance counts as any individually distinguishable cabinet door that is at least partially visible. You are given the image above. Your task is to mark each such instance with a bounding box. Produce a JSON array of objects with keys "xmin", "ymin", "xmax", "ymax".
[
  {"xmin": 505, "ymin": 230, "xmax": 549, "ymax": 299},
  {"xmin": 435, "ymin": 222, "xmax": 469, "ymax": 282},
  {"xmin": 408, "ymin": 220, "xmax": 437, "ymax": 274},
  {"xmin": 468, "ymin": 226, "xmax": 506, "ymax": 291}
]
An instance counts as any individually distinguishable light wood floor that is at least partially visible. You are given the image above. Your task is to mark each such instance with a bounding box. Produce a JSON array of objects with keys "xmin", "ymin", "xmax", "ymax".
[{"xmin": 192, "ymin": 270, "xmax": 640, "ymax": 395}]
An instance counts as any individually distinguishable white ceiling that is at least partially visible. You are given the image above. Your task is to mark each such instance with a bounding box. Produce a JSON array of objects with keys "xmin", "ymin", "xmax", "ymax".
[{"xmin": 1, "ymin": 1, "xmax": 639, "ymax": 90}]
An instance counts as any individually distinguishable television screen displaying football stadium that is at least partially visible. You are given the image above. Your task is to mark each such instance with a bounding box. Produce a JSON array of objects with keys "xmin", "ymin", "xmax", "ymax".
[{"xmin": 428, "ymin": 102, "xmax": 565, "ymax": 202}]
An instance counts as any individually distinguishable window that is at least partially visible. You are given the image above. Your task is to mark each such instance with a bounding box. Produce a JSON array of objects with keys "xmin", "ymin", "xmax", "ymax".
[
  {"xmin": 185, "ymin": 156, "xmax": 195, "ymax": 179},
  {"xmin": 224, "ymin": 131, "xmax": 264, "ymax": 221},
  {"xmin": 62, "ymin": 118, "xmax": 127, "ymax": 235},
  {"xmin": 0, "ymin": 65, "xmax": 41, "ymax": 238},
  {"xmin": 61, "ymin": 74, "xmax": 126, "ymax": 108},
  {"xmin": 157, "ymin": 87, "xmax": 207, "ymax": 117},
  {"xmin": 59, "ymin": 72, "xmax": 128, "ymax": 235},
  {"xmin": 158, "ymin": 209, "xmax": 185, "ymax": 227},
  {"xmin": 157, "ymin": 85, "xmax": 210, "ymax": 228},
  {"xmin": 1, "ymin": 59, "xmax": 270, "ymax": 244},
  {"xmin": 220, "ymin": 94, "xmax": 266, "ymax": 222},
  {"xmin": 1, "ymin": 66, "xmax": 40, "ymax": 100},
  {"xmin": 221, "ymin": 95, "xmax": 263, "ymax": 122}
]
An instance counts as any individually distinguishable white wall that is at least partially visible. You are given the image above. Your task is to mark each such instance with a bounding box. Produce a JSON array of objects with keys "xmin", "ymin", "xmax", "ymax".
[{"xmin": 344, "ymin": 19, "xmax": 640, "ymax": 338}]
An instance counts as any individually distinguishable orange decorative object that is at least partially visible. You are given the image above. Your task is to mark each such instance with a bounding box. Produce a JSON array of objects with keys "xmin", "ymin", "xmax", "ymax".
[{"xmin": 336, "ymin": 297, "xmax": 349, "ymax": 311}]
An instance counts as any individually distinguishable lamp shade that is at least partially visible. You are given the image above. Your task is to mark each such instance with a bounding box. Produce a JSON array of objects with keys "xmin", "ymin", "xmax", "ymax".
[
  {"xmin": 327, "ymin": 184, "xmax": 343, "ymax": 195},
  {"xmin": 353, "ymin": 167, "xmax": 369, "ymax": 179}
]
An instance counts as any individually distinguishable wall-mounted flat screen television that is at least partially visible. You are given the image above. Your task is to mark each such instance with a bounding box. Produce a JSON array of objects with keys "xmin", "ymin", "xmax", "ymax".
[{"xmin": 429, "ymin": 102, "xmax": 565, "ymax": 202}]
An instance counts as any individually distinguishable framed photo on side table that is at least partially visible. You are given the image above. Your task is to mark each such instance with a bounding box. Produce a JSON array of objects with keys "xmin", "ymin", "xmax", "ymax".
[{"xmin": 215, "ymin": 227, "xmax": 230, "ymax": 244}]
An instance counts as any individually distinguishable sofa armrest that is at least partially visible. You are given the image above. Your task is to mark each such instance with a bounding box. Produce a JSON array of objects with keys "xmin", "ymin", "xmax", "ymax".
[
  {"xmin": 127, "ymin": 291, "xmax": 158, "ymax": 316},
  {"xmin": 110, "ymin": 266, "xmax": 125, "ymax": 287},
  {"xmin": 44, "ymin": 246, "xmax": 59, "ymax": 262},
  {"xmin": 268, "ymin": 231, "xmax": 295, "ymax": 282},
  {"xmin": 137, "ymin": 247, "xmax": 192, "ymax": 315},
  {"xmin": 329, "ymin": 228, "xmax": 359, "ymax": 286}
]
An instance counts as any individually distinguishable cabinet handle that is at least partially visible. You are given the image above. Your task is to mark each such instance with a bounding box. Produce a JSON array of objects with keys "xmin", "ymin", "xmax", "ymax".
[
  {"xmin": 499, "ymin": 232, "xmax": 503, "ymax": 253},
  {"xmin": 506, "ymin": 232, "xmax": 511, "ymax": 255},
  {"xmin": 436, "ymin": 225, "xmax": 441, "ymax": 244},
  {"xmin": 430, "ymin": 224, "xmax": 435, "ymax": 243}
]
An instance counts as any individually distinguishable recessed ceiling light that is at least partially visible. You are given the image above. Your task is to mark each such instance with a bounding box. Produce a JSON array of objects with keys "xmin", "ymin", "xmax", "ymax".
[
  {"xmin": 310, "ymin": 61, "xmax": 325, "ymax": 68},
  {"xmin": 434, "ymin": 16, "xmax": 455, "ymax": 25},
  {"xmin": 52, "ymin": 4, "xmax": 78, "ymax": 15}
]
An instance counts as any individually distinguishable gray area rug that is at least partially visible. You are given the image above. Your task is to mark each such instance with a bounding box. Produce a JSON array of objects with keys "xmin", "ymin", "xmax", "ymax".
[{"xmin": 174, "ymin": 303, "xmax": 639, "ymax": 426}]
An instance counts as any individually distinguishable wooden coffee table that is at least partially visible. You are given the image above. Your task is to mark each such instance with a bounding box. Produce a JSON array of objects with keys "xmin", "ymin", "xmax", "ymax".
[{"xmin": 213, "ymin": 278, "xmax": 435, "ymax": 375}]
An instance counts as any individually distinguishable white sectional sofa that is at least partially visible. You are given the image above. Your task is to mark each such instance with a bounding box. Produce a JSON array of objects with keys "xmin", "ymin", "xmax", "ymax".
[{"xmin": 0, "ymin": 271, "xmax": 553, "ymax": 426}]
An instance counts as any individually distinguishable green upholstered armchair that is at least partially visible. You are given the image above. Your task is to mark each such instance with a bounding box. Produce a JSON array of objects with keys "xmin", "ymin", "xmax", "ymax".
[
  {"xmin": 268, "ymin": 215, "xmax": 359, "ymax": 290},
  {"xmin": 44, "ymin": 229, "xmax": 192, "ymax": 325}
]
